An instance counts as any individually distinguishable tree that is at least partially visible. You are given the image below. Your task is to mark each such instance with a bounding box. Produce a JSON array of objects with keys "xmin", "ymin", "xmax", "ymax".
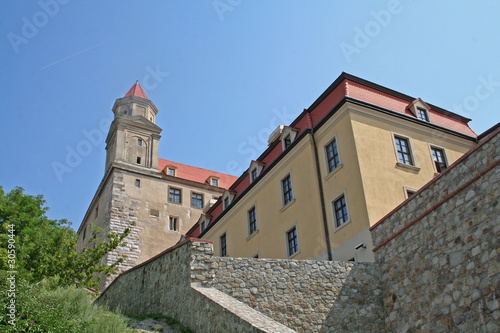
[{"xmin": 0, "ymin": 186, "xmax": 129, "ymax": 291}]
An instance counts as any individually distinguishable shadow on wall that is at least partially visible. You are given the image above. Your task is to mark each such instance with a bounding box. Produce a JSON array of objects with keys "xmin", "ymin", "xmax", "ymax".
[{"xmin": 319, "ymin": 264, "xmax": 385, "ymax": 332}]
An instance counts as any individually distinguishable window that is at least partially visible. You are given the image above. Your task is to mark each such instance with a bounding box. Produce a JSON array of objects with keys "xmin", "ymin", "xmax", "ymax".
[
  {"xmin": 137, "ymin": 138, "xmax": 143, "ymax": 146},
  {"xmin": 283, "ymin": 134, "xmax": 292, "ymax": 149},
  {"xmin": 83, "ymin": 226, "xmax": 86, "ymax": 241},
  {"xmin": 333, "ymin": 195, "xmax": 349, "ymax": 228},
  {"xmin": 253, "ymin": 253, "xmax": 260, "ymax": 259},
  {"xmin": 248, "ymin": 206, "xmax": 257, "ymax": 235},
  {"xmin": 220, "ymin": 233, "xmax": 227, "ymax": 257},
  {"xmin": 169, "ymin": 188, "xmax": 181, "ymax": 203},
  {"xmin": 169, "ymin": 216, "xmax": 178, "ymax": 231},
  {"xmin": 150, "ymin": 209, "xmax": 159, "ymax": 217},
  {"xmin": 95, "ymin": 205, "xmax": 98, "ymax": 219},
  {"xmin": 287, "ymin": 227, "xmax": 298, "ymax": 257},
  {"xmin": 251, "ymin": 168, "xmax": 258, "ymax": 182},
  {"xmin": 282, "ymin": 175, "xmax": 293, "ymax": 206},
  {"xmin": 211, "ymin": 178, "xmax": 219, "ymax": 187},
  {"xmin": 224, "ymin": 197, "xmax": 230, "ymax": 209},
  {"xmin": 191, "ymin": 193, "xmax": 203, "ymax": 208},
  {"xmin": 325, "ymin": 139, "xmax": 340, "ymax": 173},
  {"xmin": 431, "ymin": 147, "xmax": 447, "ymax": 173},
  {"xmin": 167, "ymin": 168, "xmax": 176, "ymax": 176},
  {"xmin": 416, "ymin": 108, "xmax": 429, "ymax": 122},
  {"xmin": 200, "ymin": 221, "xmax": 206, "ymax": 232},
  {"xmin": 394, "ymin": 136, "xmax": 414, "ymax": 165},
  {"xmin": 136, "ymin": 156, "xmax": 141, "ymax": 164},
  {"xmin": 135, "ymin": 179, "xmax": 140, "ymax": 187}
]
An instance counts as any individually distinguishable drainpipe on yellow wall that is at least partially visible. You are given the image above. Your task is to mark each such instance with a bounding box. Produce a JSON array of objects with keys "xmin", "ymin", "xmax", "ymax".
[{"xmin": 306, "ymin": 112, "xmax": 333, "ymax": 261}]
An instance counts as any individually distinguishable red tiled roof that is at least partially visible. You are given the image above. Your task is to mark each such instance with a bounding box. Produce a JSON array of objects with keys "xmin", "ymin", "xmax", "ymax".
[
  {"xmin": 124, "ymin": 81, "xmax": 148, "ymax": 99},
  {"xmin": 158, "ymin": 158, "xmax": 237, "ymax": 189}
]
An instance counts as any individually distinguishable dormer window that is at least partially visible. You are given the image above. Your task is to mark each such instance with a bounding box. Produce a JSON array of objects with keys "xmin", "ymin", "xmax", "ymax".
[
  {"xmin": 248, "ymin": 160, "xmax": 265, "ymax": 183},
  {"xmin": 251, "ymin": 168, "xmax": 258, "ymax": 182},
  {"xmin": 224, "ymin": 197, "xmax": 230, "ymax": 209},
  {"xmin": 207, "ymin": 176, "xmax": 220, "ymax": 187},
  {"xmin": 283, "ymin": 135, "xmax": 292, "ymax": 149},
  {"xmin": 167, "ymin": 168, "xmax": 176, "ymax": 177},
  {"xmin": 280, "ymin": 126, "xmax": 299, "ymax": 151},
  {"xmin": 416, "ymin": 108, "xmax": 429, "ymax": 122},
  {"xmin": 408, "ymin": 98, "xmax": 432, "ymax": 123},
  {"xmin": 212, "ymin": 178, "xmax": 219, "ymax": 186}
]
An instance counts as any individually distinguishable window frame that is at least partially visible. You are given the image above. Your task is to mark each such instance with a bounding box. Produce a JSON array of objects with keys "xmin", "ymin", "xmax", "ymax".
[
  {"xmin": 135, "ymin": 179, "xmax": 141, "ymax": 188},
  {"xmin": 169, "ymin": 216, "xmax": 179, "ymax": 231},
  {"xmin": 429, "ymin": 145, "xmax": 448, "ymax": 173},
  {"xmin": 251, "ymin": 168, "xmax": 258, "ymax": 182},
  {"xmin": 137, "ymin": 138, "xmax": 143, "ymax": 147},
  {"xmin": 219, "ymin": 232, "xmax": 227, "ymax": 257},
  {"xmin": 280, "ymin": 172, "xmax": 294, "ymax": 208},
  {"xmin": 168, "ymin": 187, "xmax": 182, "ymax": 204},
  {"xmin": 323, "ymin": 134, "xmax": 341, "ymax": 175},
  {"xmin": 331, "ymin": 191, "xmax": 351, "ymax": 231},
  {"xmin": 167, "ymin": 167, "xmax": 176, "ymax": 177},
  {"xmin": 247, "ymin": 205, "xmax": 258, "ymax": 237},
  {"xmin": 392, "ymin": 133, "xmax": 417, "ymax": 167},
  {"xmin": 285, "ymin": 223, "xmax": 299, "ymax": 258},
  {"xmin": 191, "ymin": 192, "xmax": 204, "ymax": 209},
  {"xmin": 416, "ymin": 108, "xmax": 429, "ymax": 122},
  {"xmin": 136, "ymin": 156, "xmax": 141, "ymax": 164}
]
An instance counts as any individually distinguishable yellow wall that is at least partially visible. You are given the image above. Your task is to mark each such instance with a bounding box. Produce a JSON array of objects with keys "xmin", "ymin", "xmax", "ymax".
[
  {"xmin": 203, "ymin": 102, "xmax": 476, "ymax": 262},
  {"xmin": 349, "ymin": 106, "xmax": 476, "ymax": 226},
  {"xmin": 204, "ymin": 134, "xmax": 327, "ymax": 260}
]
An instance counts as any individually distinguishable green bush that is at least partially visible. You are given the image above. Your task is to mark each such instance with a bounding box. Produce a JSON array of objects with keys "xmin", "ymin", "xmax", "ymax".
[{"xmin": 0, "ymin": 276, "xmax": 132, "ymax": 332}]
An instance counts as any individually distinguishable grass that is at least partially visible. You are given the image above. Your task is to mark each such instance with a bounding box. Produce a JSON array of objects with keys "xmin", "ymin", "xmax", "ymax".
[{"xmin": 0, "ymin": 276, "xmax": 133, "ymax": 332}]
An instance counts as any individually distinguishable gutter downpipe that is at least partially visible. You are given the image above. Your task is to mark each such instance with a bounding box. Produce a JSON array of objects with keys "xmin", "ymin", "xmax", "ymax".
[{"xmin": 307, "ymin": 112, "xmax": 333, "ymax": 261}]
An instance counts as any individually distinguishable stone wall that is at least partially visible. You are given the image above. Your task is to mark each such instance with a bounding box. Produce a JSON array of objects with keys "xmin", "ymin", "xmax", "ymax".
[
  {"xmin": 97, "ymin": 237, "xmax": 384, "ymax": 332},
  {"xmin": 204, "ymin": 258, "xmax": 384, "ymax": 332},
  {"xmin": 370, "ymin": 128, "xmax": 500, "ymax": 332},
  {"xmin": 96, "ymin": 239, "xmax": 296, "ymax": 333}
]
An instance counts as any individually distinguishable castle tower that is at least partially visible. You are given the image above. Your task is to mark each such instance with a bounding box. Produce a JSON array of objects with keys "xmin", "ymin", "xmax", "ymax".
[{"xmin": 105, "ymin": 81, "xmax": 162, "ymax": 171}]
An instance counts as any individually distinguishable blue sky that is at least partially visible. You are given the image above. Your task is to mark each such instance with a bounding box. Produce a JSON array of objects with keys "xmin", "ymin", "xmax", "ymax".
[{"xmin": 1, "ymin": 1, "xmax": 499, "ymax": 229}]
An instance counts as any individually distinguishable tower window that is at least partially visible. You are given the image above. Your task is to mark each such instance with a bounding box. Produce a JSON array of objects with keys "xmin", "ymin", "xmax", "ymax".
[
  {"xmin": 135, "ymin": 179, "xmax": 140, "ymax": 187},
  {"xmin": 137, "ymin": 138, "xmax": 143, "ymax": 146},
  {"xmin": 136, "ymin": 156, "xmax": 141, "ymax": 164}
]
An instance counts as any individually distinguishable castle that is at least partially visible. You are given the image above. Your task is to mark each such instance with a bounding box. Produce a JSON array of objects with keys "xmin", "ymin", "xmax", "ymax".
[
  {"xmin": 85, "ymin": 73, "xmax": 498, "ymax": 331},
  {"xmin": 79, "ymin": 73, "xmax": 481, "ymax": 290}
]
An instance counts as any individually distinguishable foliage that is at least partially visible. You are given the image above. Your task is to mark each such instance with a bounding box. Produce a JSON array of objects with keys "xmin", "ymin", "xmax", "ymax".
[
  {"xmin": 0, "ymin": 186, "xmax": 130, "ymax": 291},
  {"xmin": 0, "ymin": 274, "xmax": 133, "ymax": 332}
]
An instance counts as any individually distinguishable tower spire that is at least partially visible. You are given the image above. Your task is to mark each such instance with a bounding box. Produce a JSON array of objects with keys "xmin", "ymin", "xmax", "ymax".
[{"xmin": 124, "ymin": 81, "xmax": 148, "ymax": 99}]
